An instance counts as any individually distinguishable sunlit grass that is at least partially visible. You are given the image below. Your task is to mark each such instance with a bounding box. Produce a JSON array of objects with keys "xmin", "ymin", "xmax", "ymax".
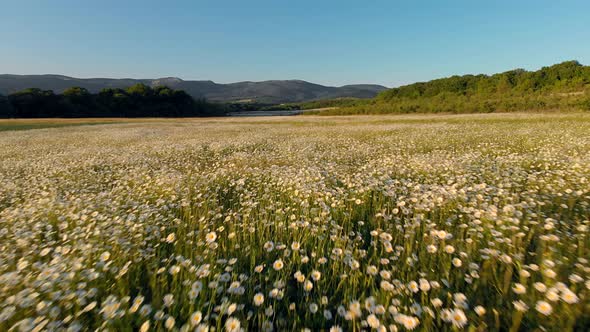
[
  {"xmin": 0, "ymin": 113, "xmax": 589, "ymax": 331},
  {"xmin": 0, "ymin": 118, "xmax": 129, "ymax": 132}
]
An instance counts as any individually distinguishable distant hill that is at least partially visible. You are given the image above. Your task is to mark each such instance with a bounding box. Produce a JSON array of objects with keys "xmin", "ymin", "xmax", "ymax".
[{"xmin": 0, "ymin": 75, "xmax": 388, "ymax": 104}]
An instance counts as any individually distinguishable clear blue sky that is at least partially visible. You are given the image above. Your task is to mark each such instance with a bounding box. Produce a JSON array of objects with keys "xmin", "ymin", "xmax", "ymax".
[{"xmin": 1, "ymin": 0, "xmax": 589, "ymax": 87}]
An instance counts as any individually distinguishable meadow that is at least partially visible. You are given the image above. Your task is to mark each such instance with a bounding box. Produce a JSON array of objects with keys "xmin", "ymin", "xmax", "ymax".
[{"xmin": 0, "ymin": 113, "xmax": 589, "ymax": 331}]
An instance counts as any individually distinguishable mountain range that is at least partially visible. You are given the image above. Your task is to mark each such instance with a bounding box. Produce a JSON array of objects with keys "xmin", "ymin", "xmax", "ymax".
[{"xmin": 0, "ymin": 74, "xmax": 387, "ymax": 104}]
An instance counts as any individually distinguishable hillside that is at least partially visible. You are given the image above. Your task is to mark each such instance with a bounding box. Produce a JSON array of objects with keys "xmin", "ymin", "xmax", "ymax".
[
  {"xmin": 305, "ymin": 61, "xmax": 590, "ymax": 115},
  {"xmin": 0, "ymin": 75, "xmax": 387, "ymax": 104},
  {"xmin": 378, "ymin": 60, "xmax": 590, "ymax": 99}
]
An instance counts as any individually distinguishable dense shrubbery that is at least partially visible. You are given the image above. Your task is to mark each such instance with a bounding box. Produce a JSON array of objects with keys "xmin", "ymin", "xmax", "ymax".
[
  {"xmin": 305, "ymin": 61, "xmax": 590, "ymax": 115},
  {"xmin": 0, "ymin": 84, "xmax": 224, "ymax": 118},
  {"xmin": 0, "ymin": 94, "xmax": 14, "ymax": 117},
  {"xmin": 379, "ymin": 60, "xmax": 590, "ymax": 100}
]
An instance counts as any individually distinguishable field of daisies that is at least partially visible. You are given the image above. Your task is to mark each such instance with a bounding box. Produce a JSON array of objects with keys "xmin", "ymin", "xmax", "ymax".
[{"xmin": 0, "ymin": 113, "xmax": 589, "ymax": 332}]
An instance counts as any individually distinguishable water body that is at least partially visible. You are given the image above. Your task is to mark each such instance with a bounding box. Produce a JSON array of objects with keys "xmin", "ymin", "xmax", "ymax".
[{"xmin": 226, "ymin": 110, "xmax": 303, "ymax": 117}]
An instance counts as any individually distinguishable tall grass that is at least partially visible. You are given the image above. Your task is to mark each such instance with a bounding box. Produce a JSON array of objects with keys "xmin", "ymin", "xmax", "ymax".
[{"xmin": 0, "ymin": 114, "xmax": 589, "ymax": 331}]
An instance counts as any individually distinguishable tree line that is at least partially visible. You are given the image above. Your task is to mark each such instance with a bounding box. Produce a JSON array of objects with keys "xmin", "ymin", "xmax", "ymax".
[
  {"xmin": 0, "ymin": 84, "xmax": 225, "ymax": 118},
  {"xmin": 378, "ymin": 60, "xmax": 590, "ymax": 100},
  {"xmin": 303, "ymin": 61, "xmax": 590, "ymax": 115}
]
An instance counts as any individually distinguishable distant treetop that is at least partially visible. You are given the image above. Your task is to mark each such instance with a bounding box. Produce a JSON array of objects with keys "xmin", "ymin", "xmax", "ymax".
[{"xmin": 378, "ymin": 60, "xmax": 590, "ymax": 101}]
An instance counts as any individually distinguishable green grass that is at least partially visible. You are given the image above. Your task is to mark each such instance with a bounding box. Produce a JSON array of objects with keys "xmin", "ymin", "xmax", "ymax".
[{"xmin": 0, "ymin": 119, "xmax": 127, "ymax": 132}]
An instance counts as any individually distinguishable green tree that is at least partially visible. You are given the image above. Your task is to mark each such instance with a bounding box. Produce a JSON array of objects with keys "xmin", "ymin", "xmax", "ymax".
[
  {"xmin": 0, "ymin": 94, "xmax": 15, "ymax": 118},
  {"xmin": 8, "ymin": 88, "xmax": 61, "ymax": 117},
  {"xmin": 126, "ymin": 83, "xmax": 152, "ymax": 97}
]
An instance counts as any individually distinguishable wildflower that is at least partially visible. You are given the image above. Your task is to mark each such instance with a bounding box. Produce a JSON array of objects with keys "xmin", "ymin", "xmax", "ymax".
[
  {"xmin": 206, "ymin": 231, "xmax": 217, "ymax": 243},
  {"xmin": 169, "ymin": 265, "xmax": 180, "ymax": 275},
  {"xmin": 561, "ymin": 290, "xmax": 579, "ymax": 304},
  {"xmin": 417, "ymin": 280, "xmax": 430, "ymax": 292},
  {"xmin": 534, "ymin": 282, "xmax": 547, "ymax": 293},
  {"xmin": 225, "ymin": 317, "xmax": 241, "ymax": 332},
  {"xmin": 431, "ymin": 298, "xmax": 442, "ymax": 308},
  {"xmin": 309, "ymin": 303, "xmax": 318, "ymax": 313},
  {"xmin": 349, "ymin": 301, "xmax": 362, "ymax": 318},
  {"xmin": 395, "ymin": 314, "xmax": 420, "ymax": 330},
  {"xmin": 273, "ymin": 259, "xmax": 284, "ymax": 271},
  {"xmin": 304, "ymin": 280, "xmax": 313, "ymax": 292},
  {"xmin": 367, "ymin": 265, "xmax": 378, "ymax": 275},
  {"xmin": 40, "ymin": 248, "xmax": 51, "ymax": 256},
  {"xmin": 535, "ymin": 301, "xmax": 552, "ymax": 315},
  {"xmin": 311, "ymin": 270, "xmax": 321, "ymax": 281},
  {"xmin": 139, "ymin": 304, "xmax": 152, "ymax": 316},
  {"xmin": 265, "ymin": 306, "xmax": 274, "ymax": 316},
  {"xmin": 367, "ymin": 314, "xmax": 380, "ymax": 329},
  {"xmin": 453, "ymin": 293, "xmax": 468, "ymax": 308},
  {"xmin": 569, "ymin": 274, "xmax": 583, "ymax": 283},
  {"xmin": 163, "ymin": 294, "xmax": 174, "ymax": 307},
  {"xmin": 450, "ymin": 309, "xmax": 467, "ymax": 328},
  {"xmin": 546, "ymin": 289, "xmax": 560, "ymax": 302},
  {"xmin": 474, "ymin": 306, "xmax": 486, "ymax": 316},
  {"xmin": 543, "ymin": 269, "xmax": 557, "ymax": 279},
  {"xmin": 195, "ymin": 324, "xmax": 209, "ymax": 332},
  {"xmin": 500, "ymin": 254, "xmax": 512, "ymax": 264},
  {"xmin": 166, "ymin": 233, "xmax": 176, "ymax": 243},
  {"xmin": 100, "ymin": 252, "xmax": 111, "ymax": 262},
  {"xmin": 512, "ymin": 283, "xmax": 526, "ymax": 295},
  {"xmin": 253, "ymin": 293, "xmax": 265, "ymax": 306},
  {"xmin": 513, "ymin": 300, "xmax": 528, "ymax": 312},
  {"xmin": 408, "ymin": 281, "xmax": 419, "ymax": 293},
  {"xmin": 264, "ymin": 241, "xmax": 275, "ymax": 252},
  {"xmin": 139, "ymin": 320, "xmax": 150, "ymax": 332},
  {"xmin": 227, "ymin": 303, "xmax": 237, "ymax": 315},
  {"xmin": 190, "ymin": 311, "xmax": 202, "ymax": 326},
  {"xmin": 155, "ymin": 310, "xmax": 165, "ymax": 320},
  {"xmin": 294, "ymin": 270, "xmax": 306, "ymax": 283},
  {"xmin": 165, "ymin": 316, "xmax": 175, "ymax": 330}
]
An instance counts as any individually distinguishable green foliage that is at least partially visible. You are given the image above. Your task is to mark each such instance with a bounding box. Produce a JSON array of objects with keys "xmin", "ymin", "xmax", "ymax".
[
  {"xmin": 63, "ymin": 86, "xmax": 91, "ymax": 97},
  {"xmin": 297, "ymin": 97, "xmax": 363, "ymax": 110},
  {"xmin": 5, "ymin": 88, "xmax": 62, "ymax": 117},
  {"xmin": 0, "ymin": 94, "xmax": 15, "ymax": 118},
  {"xmin": 379, "ymin": 60, "xmax": 590, "ymax": 101},
  {"xmin": 126, "ymin": 83, "xmax": 152, "ymax": 97},
  {"xmin": 309, "ymin": 61, "xmax": 590, "ymax": 115},
  {"xmin": 3, "ymin": 86, "xmax": 225, "ymax": 118}
]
